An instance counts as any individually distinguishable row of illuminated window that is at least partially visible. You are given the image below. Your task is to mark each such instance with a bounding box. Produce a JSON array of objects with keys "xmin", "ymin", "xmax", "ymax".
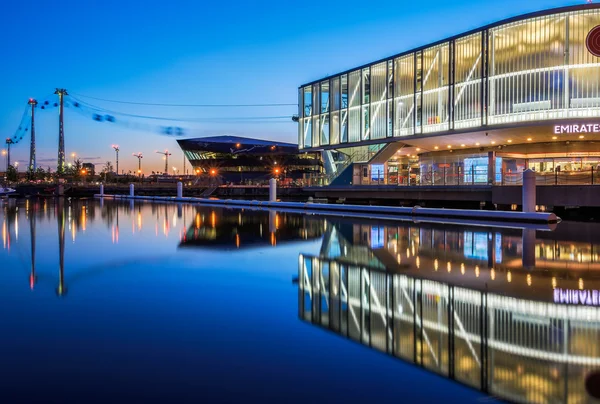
[{"xmin": 299, "ymin": 9, "xmax": 600, "ymax": 148}]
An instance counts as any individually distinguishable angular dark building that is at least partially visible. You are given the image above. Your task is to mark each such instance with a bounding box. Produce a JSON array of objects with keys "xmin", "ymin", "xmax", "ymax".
[{"xmin": 177, "ymin": 135, "xmax": 323, "ymax": 185}]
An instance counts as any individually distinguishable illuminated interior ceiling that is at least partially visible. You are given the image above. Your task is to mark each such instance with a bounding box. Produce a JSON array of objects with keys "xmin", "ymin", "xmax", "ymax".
[{"xmin": 392, "ymin": 123, "xmax": 600, "ymax": 153}]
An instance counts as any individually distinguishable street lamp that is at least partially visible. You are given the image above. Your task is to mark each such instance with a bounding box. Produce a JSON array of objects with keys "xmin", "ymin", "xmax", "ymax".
[
  {"xmin": 71, "ymin": 152, "xmax": 76, "ymax": 163},
  {"xmin": 133, "ymin": 152, "xmax": 143, "ymax": 178},
  {"xmin": 112, "ymin": 145, "xmax": 119, "ymax": 176},
  {"xmin": 1, "ymin": 150, "xmax": 6, "ymax": 176},
  {"xmin": 14, "ymin": 161, "xmax": 19, "ymax": 172}
]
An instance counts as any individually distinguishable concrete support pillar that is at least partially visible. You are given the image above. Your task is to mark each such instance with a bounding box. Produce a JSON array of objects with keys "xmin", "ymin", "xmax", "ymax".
[
  {"xmin": 269, "ymin": 178, "xmax": 277, "ymax": 202},
  {"xmin": 522, "ymin": 169, "xmax": 536, "ymax": 213},
  {"xmin": 522, "ymin": 228, "xmax": 536, "ymax": 270},
  {"xmin": 488, "ymin": 151, "xmax": 496, "ymax": 185},
  {"xmin": 177, "ymin": 182, "xmax": 183, "ymax": 199},
  {"xmin": 99, "ymin": 184, "xmax": 104, "ymax": 196},
  {"xmin": 129, "ymin": 183, "xmax": 135, "ymax": 197}
]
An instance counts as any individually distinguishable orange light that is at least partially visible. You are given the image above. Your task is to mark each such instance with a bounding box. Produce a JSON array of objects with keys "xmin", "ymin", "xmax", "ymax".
[
  {"xmin": 210, "ymin": 169, "xmax": 216, "ymax": 176},
  {"xmin": 195, "ymin": 169, "xmax": 200, "ymax": 174},
  {"xmin": 138, "ymin": 169, "xmax": 141, "ymax": 173},
  {"xmin": 236, "ymin": 143, "xmax": 241, "ymax": 148},
  {"xmin": 274, "ymin": 168, "xmax": 280, "ymax": 174}
]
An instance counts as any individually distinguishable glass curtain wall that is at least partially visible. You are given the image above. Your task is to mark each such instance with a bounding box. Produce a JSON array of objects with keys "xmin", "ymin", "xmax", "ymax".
[{"xmin": 299, "ymin": 7, "xmax": 600, "ymax": 150}]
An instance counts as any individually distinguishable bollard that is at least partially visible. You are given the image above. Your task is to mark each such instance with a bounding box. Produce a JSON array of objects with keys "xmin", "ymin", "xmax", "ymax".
[
  {"xmin": 129, "ymin": 183, "xmax": 135, "ymax": 198},
  {"xmin": 177, "ymin": 182, "xmax": 183, "ymax": 199},
  {"xmin": 522, "ymin": 169, "xmax": 536, "ymax": 213},
  {"xmin": 99, "ymin": 184, "xmax": 104, "ymax": 196},
  {"xmin": 269, "ymin": 178, "xmax": 277, "ymax": 202}
]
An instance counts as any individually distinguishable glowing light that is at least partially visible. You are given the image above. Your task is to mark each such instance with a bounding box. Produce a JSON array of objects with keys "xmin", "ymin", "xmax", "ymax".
[
  {"xmin": 491, "ymin": 269, "xmax": 496, "ymax": 280},
  {"xmin": 527, "ymin": 274, "xmax": 532, "ymax": 286},
  {"xmin": 507, "ymin": 271, "xmax": 512, "ymax": 283},
  {"xmin": 447, "ymin": 145, "xmax": 452, "ymax": 149},
  {"xmin": 475, "ymin": 142, "xmax": 480, "ymax": 146},
  {"xmin": 460, "ymin": 263, "xmax": 465, "ymax": 275},
  {"xmin": 491, "ymin": 141, "xmax": 496, "ymax": 145},
  {"xmin": 475, "ymin": 265, "xmax": 480, "ymax": 278},
  {"xmin": 434, "ymin": 146, "xmax": 439, "ymax": 150},
  {"xmin": 579, "ymin": 135, "xmax": 585, "ymax": 139},
  {"xmin": 507, "ymin": 140, "xmax": 512, "ymax": 143},
  {"xmin": 552, "ymin": 136, "xmax": 558, "ymax": 140},
  {"xmin": 211, "ymin": 211, "xmax": 216, "ymax": 228},
  {"xmin": 580, "ymin": 278, "xmax": 584, "ymax": 290},
  {"xmin": 210, "ymin": 169, "xmax": 217, "ymax": 176},
  {"xmin": 527, "ymin": 138, "xmax": 533, "ymax": 141},
  {"xmin": 416, "ymin": 257, "xmax": 420, "ymax": 269},
  {"xmin": 461, "ymin": 144, "xmax": 466, "ymax": 147},
  {"xmin": 552, "ymin": 277, "xmax": 557, "ymax": 289},
  {"xmin": 447, "ymin": 262, "xmax": 451, "ymax": 272},
  {"xmin": 434, "ymin": 259, "xmax": 439, "ymax": 271},
  {"xmin": 416, "ymin": 148, "xmax": 421, "ymax": 151}
]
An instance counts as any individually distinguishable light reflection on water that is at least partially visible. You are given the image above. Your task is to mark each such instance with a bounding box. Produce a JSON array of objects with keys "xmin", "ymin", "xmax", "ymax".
[{"xmin": 1, "ymin": 198, "xmax": 600, "ymax": 403}]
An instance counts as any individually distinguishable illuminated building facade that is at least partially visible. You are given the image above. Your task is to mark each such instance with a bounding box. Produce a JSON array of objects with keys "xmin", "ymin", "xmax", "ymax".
[{"xmin": 298, "ymin": 5, "xmax": 600, "ymax": 186}]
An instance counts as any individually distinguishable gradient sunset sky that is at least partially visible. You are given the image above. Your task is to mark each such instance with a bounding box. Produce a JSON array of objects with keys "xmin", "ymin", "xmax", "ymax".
[{"xmin": 0, "ymin": 0, "xmax": 583, "ymax": 173}]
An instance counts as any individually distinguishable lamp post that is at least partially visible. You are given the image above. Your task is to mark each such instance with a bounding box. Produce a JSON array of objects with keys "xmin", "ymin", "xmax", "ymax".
[
  {"xmin": 156, "ymin": 150, "xmax": 172, "ymax": 175},
  {"xmin": 1, "ymin": 149, "xmax": 6, "ymax": 178},
  {"xmin": 133, "ymin": 153, "xmax": 143, "ymax": 179},
  {"xmin": 112, "ymin": 145, "xmax": 119, "ymax": 176},
  {"xmin": 5, "ymin": 138, "xmax": 13, "ymax": 172}
]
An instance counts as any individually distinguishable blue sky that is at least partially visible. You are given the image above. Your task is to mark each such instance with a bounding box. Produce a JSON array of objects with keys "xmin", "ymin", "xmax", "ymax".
[{"xmin": 0, "ymin": 0, "xmax": 583, "ymax": 173}]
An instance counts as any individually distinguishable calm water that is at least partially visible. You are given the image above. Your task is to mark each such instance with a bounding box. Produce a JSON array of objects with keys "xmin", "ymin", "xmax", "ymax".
[{"xmin": 1, "ymin": 199, "xmax": 600, "ymax": 403}]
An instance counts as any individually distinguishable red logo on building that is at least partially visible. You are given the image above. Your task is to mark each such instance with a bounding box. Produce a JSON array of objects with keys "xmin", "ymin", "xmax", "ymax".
[{"xmin": 586, "ymin": 25, "xmax": 600, "ymax": 57}]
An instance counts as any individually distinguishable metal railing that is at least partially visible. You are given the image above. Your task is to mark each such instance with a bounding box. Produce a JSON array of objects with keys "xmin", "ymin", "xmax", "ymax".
[{"xmin": 306, "ymin": 167, "xmax": 600, "ymax": 187}]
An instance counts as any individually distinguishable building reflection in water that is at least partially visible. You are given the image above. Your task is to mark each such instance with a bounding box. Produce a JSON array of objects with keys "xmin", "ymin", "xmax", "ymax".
[
  {"xmin": 298, "ymin": 219, "xmax": 600, "ymax": 404},
  {"xmin": 178, "ymin": 208, "xmax": 325, "ymax": 250}
]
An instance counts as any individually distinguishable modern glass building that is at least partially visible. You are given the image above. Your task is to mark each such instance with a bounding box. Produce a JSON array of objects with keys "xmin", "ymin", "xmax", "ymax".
[{"xmin": 298, "ymin": 4, "xmax": 600, "ymax": 186}]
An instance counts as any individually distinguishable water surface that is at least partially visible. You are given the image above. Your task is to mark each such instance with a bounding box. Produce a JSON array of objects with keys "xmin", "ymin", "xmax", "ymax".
[{"xmin": 1, "ymin": 198, "xmax": 599, "ymax": 403}]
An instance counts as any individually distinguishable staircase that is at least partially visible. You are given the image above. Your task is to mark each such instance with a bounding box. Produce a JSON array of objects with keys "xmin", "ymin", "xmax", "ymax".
[{"xmin": 201, "ymin": 186, "xmax": 218, "ymax": 198}]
